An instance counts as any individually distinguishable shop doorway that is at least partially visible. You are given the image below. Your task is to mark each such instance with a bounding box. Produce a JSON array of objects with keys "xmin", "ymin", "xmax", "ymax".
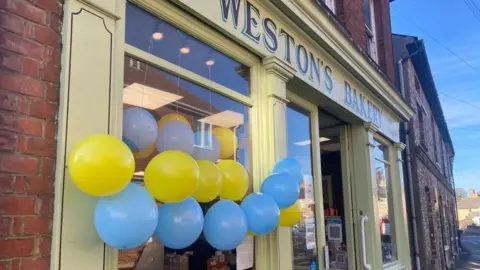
[{"xmin": 318, "ymin": 111, "xmax": 356, "ymax": 270}]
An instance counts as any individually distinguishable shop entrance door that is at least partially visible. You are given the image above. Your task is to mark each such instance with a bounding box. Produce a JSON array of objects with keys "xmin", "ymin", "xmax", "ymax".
[{"xmin": 318, "ymin": 114, "xmax": 358, "ymax": 270}]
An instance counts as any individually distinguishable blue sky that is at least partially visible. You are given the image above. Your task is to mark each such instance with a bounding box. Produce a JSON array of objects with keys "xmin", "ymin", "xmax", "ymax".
[{"xmin": 391, "ymin": 0, "xmax": 480, "ymax": 191}]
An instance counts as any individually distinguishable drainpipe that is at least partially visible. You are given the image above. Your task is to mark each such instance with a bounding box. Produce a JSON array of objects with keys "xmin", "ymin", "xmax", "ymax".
[{"xmin": 398, "ymin": 48, "xmax": 423, "ymax": 270}]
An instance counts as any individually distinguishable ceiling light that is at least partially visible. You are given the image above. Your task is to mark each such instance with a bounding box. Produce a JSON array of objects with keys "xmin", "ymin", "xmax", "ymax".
[
  {"xmin": 206, "ymin": 59, "xmax": 215, "ymax": 66},
  {"xmin": 180, "ymin": 46, "xmax": 190, "ymax": 54},
  {"xmin": 199, "ymin": 110, "xmax": 244, "ymax": 128},
  {"xmin": 152, "ymin": 32, "xmax": 163, "ymax": 40},
  {"xmin": 294, "ymin": 137, "xmax": 331, "ymax": 146},
  {"xmin": 123, "ymin": 83, "xmax": 183, "ymax": 110}
]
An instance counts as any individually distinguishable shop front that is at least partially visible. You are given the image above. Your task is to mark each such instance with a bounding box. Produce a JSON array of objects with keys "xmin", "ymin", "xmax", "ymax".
[{"xmin": 51, "ymin": 0, "xmax": 414, "ymax": 269}]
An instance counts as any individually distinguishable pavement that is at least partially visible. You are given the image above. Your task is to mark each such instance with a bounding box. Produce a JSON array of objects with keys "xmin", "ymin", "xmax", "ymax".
[{"xmin": 456, "ymin": 226, "xmax": 480, "ymax": 269}]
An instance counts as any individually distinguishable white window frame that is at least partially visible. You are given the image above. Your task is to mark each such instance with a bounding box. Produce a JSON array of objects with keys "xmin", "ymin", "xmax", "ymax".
[{"xmin": 364, "ymin": 0, "xmax": 378, "ymax": 63}]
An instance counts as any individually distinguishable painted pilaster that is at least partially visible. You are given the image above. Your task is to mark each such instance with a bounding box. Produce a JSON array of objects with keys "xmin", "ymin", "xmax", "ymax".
[
  {"xmin": 392, "ymin": 142, "xmax": 412, "ymax": 270},
  {"xmin": 253, "ymin": 56, "xmax": 295, "ymax": 270},
  {"xmin": 51, "ymin": 0, "xmax": 126, "ymax": 269}
]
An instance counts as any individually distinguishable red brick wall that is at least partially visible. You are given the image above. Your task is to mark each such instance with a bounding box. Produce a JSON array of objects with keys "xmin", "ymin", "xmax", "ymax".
[
  {"xmin": 0, "ymin": 0, "xmax": 63, "ymax": 269},
  {"xmin": 336, "ymin": 0, "xmax": 367, "ymax": 51}
]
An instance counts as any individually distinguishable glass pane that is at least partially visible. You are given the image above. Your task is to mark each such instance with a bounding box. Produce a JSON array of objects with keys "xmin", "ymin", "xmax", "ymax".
[
  {"xmin": 375, "ymin": 158, "xmax": 396, "ymax": 263},
  {"xmin": 126, "ymin": 2, "xmax": 250, "ymax": 96},
  {"xmin": 119, "ymin": 56, "xmax": 253, "ymax": 270},
  {"xmin": 363, "ymin": 0, "xmax": 372, "ymax": 30},
  {"xmin": 287, "ymin": 105, "xmax": 319, "ymax": 269},
  {"xmin": 373, "ymin": 140, "xmax": 388, "ymax": 161}
]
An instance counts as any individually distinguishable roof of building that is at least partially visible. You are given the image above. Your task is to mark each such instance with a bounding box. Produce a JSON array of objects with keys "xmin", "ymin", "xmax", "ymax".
[
  {"xmin": 458, "ymin": 197, "xmax": 480, "ymax": 209},
  {"xmin": 392, "ymin": 34, "xmax": 454, "ymax": 154}
]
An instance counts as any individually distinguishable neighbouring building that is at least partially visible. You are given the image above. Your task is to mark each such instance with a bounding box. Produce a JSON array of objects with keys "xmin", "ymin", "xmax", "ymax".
[
  {"xmin": 457, "ymin": 189, "xmax": 480, "ymax": 229},
  {"xmin": 1, "ymin": 0, "xmax": 416, "ymax": 270},
  {"xmin": 393, "ymin": 34, "xmax": 457, "ymax": 270}
]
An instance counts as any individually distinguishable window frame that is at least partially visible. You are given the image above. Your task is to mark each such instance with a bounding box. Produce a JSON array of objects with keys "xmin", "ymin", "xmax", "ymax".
[{"xmin": 363, "ymin": 0, "xmax": 378, "ymax": 62}]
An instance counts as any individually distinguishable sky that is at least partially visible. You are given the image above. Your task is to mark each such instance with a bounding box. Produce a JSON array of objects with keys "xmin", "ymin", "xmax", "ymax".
[{"xmin": 390, "ymin": 0, "xmax": 480, "ymax": 191}]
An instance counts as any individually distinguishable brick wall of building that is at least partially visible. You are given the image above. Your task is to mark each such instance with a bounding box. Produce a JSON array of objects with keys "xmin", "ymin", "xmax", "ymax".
[
  {"xmin": 403, "ymin": 59, "xmax": 457, "ymax": 270},
  {"xmin": 0, "ymin": 0, "xmax": 63, "ymax": 269}
]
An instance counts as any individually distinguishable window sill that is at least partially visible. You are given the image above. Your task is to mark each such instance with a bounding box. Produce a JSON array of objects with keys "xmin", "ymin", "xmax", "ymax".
[{"xmin": 384, "ymin": 261, "xmax": 407, "ymax": 270}]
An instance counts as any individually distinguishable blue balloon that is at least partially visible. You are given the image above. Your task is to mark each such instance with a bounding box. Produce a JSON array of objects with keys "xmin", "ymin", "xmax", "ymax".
[
  {"xmin": 272, "ymin": 157, "xmax": 304, "ymax": 185},
  {"xmin": 123, "ymin": 107, "xmax": 158, "ymax": 152},
  {"xmin": 261, "ymin": 172, "xmax": 300, "ymax": 209},
  {"xmin": 204, "ymin": 200, "xmax": 248, "ymax": 250},
  {"xmin": 94, "ymin": 183, "xmax": 158, "ymax": 249},
  {"xmin": 240, "ymin": 193, "xmax": 280, "ymax": 235},
  {"xmin": 192, "ymin": 131, "xmax": 220, "ymax": 162},
  {"xmin": 155, "ymin": 197, "xmax": 204, "ymax": 249},
  {"xmin": 157, "ymin": 121, "xmax": 194, "ymax": 155}
]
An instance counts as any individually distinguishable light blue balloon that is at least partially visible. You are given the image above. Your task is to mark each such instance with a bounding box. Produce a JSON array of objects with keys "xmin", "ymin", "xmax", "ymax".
[
  {"xmin": 240, "ymin": 193, "xmax": 280, "ymax": 235},
  {"xmin": 261, "ymin": 172, "xmax": 300, "ymax": 209},
  {"xmin": 94, "ymin": 183, "xmax": 158, "ymax": 249},
  {"xmin": 155, "ymin": 197, "xmax": 204, "ymax": 249},
  {"xmin": 204, "ymin": 200, "xmax": 248, "ymax": 250},
  {"xmin": 192, "ymin": 132, "xmax": 220, "ymax": 161},
  {"xmin": 272, "ymin": 157, "xmax": 304, "ymax": 185},
  {"xmin": 157, "ymin": 121, "xmax": 194, "ymax": 154},
  {"xmin": 123, "ymin": 107, "xmax": 158, "ymax": 152}
]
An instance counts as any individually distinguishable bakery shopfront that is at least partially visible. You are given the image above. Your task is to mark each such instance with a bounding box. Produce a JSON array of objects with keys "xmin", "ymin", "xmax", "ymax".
[{"xmin": 51, "ymin": 0, "xmax": 414, "ymax": 269}]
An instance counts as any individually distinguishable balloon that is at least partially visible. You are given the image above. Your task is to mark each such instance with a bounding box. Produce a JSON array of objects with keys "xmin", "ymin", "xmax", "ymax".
[
  {"xmin": 155, "ymin": 197, "xmax": 204, "ymax": 249},
  {"xmin": 133, "ymin": 144, "xmax": 156, "ymax": 159},
  {"xmin": 157, "ymin": 121, "xmax": 194, "ymax": 155},
  {"xmin": 94, "ymin": 183, "xmax": 158, "ymax": 249},
  {"xmin": 279, "ymin": 201, "xmax": 302, "ymax": 227},
  {"xmin": 144, "ymin": 151, "xmax": 199, "ymax": 202},
  {"xmin": 192, "ymin": 132, "xmax": 220, "ymax": 162},
  {"xmin": 123, "ymin": 107, "xmax": 158, "ymax": 152},
  {"xmin": 212, "ymin": 127, "xmax": 236, "ymax": 159},
  {"xmin": 260, "ymin": 172, "xmax": 299, "ymax": 209},
  {"xmin": 68, "ymin": 134, "xmax": 134, "ymax": 196},
  {"xmin": 158, "ymin": 113, "xmax": 191, "ymax": 129},
  {"xmin": 192, "ymin": 161, "xmax": 222, "ymax": 203},
  {"xmin": 217, "ymin": 160, "xmax": 249, "ymax": 201},
  {"xmin": 272, "ymin": 157, "xmax": 304, "ymax": 185},
  {"xmin": 203, "ymin": 200, "xmax": 248, "ymax": 250},
  {"xmin": 240, "ymin": 193, "xmax": 280, "ymax": 235}
]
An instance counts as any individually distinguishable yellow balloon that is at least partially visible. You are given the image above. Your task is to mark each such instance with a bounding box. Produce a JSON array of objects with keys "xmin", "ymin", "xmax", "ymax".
[
  {"xmin": 217, "ymin": 160, "xmax": 248, "ymax": 201},
  {"xmin": 144, "ymin": 151, "xmax": 199, "ymax": 202},
  {"xmin": 158, "ymin": 113, "xmax": 191, "ymax": 129},
  {"xmin": 279, "ymin": 201, "xmax": 302, "ymax": 227},
  {"xmin": 192, "ymin": 161, "xmax": 222, "ymax": 203},
  {"xmin": 133, "ymin": 144, "xmax": 156, "ymax": 159},
  {"xmin": 68, "ymin": 134, "xmax": 135, "ymax": 196},
  {"xmin": 212, "ymin": 127, "xmax": 236, "ymax": 159}
]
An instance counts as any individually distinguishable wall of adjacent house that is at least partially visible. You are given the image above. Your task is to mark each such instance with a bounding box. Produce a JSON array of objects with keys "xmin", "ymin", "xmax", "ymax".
[{"xmin": 0, "ymin": 0, "xmax": 63, "ymax": 269}]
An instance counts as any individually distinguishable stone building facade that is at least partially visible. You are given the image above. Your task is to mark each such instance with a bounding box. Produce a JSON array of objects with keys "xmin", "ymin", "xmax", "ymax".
[{"xmin": 393, "ymin": 34, "xmax": 457, "ymax": 270}]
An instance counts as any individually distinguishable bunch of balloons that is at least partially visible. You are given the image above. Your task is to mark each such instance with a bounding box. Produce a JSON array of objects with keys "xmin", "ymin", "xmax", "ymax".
[{"xmin": 68, "ymin": 108, "xmax": 304, "ymax": 252}]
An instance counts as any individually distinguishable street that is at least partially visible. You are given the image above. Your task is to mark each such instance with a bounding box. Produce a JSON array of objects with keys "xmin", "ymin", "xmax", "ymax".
[{"xmin": 457, "ymin": 226, "xmax": 480, "ymax": 269}]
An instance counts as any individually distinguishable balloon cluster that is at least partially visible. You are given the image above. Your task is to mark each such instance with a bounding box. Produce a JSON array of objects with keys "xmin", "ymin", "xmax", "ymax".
[{"xmin": 68, "ymin": 108, "xmax": 303, "ymax": 252}]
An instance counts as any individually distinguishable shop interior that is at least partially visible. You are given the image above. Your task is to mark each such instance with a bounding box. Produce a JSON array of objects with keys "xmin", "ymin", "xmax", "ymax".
[{"xmin": 318, "ymin": 110, "xmax": 349, "ymax": 270}]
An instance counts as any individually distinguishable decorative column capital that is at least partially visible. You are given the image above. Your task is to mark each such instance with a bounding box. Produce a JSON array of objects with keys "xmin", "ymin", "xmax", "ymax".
[
  {"xmin": 263, "ymin": 56, "xmax": 296, "ymax": 82},
  {"xmin": 394, "ymin": 142, "xmax": 406, "ymax": 151},
  {"xmin": 363, "ymin": 121, "xmax": 379, "ymax": 133}
]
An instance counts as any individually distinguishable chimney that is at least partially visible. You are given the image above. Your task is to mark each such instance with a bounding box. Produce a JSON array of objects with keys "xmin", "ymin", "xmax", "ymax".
[{"xmin": 469, "ymin": 188, "xmax": 477, "ymax": 198}]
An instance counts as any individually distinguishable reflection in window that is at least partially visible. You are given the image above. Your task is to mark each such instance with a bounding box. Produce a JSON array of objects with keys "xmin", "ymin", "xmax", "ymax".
[
  {"xmin": 125, "ymin": 2, "xmax": 250, "ymax": 95},
  {"xmin": 286, "ymin": 105, "xmax": 318, "ymax": 269},
  {"xmin": 119, "ymin": 56, "xmax": 252, "ymax": 269},
  {"xmin": 374, "ymin": 140, "xmax": 396, "ymax": 264}
]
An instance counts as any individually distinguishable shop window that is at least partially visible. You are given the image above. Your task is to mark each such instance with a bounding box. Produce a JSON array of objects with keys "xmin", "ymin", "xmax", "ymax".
[
  {"xmin": 125, "ymin": 3, "xmax": 250, "ymax": 96},
  {"xmin": 286, "ymin": 104, "xmax": 319, "ymax": 269},
  {"xmin": 373, "ymin": 139, "xmax": 397, "ymax": 264},
  {"xmin": 120, "ymin": 3, "xmax": 253, "ymax": 268},
  {"xmin": 363, "ymin": 0, "xmax": 378, "ymax": 62}
]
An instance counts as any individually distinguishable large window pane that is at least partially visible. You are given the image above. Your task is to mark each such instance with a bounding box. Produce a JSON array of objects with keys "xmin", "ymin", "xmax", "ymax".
[
  {"xmin": 118, "ymin": 56, "xmax": 253, "ymax": 269},
  {"xmin": 374, "ymin": 140, "xmax": 396, "ymax": 264},
  {"xmin": 287, "ymin": 104, "xmax": 319, "ymax": 269},
  {"xmin": 126, "ymin": 2, "xmax": 250, "ymax": 96}
]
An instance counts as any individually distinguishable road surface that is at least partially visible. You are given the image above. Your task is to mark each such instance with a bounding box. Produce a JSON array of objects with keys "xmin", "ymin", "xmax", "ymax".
[{"xmin": 457, "ymin": 226, "xmax": 480, "ymax": 269}]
